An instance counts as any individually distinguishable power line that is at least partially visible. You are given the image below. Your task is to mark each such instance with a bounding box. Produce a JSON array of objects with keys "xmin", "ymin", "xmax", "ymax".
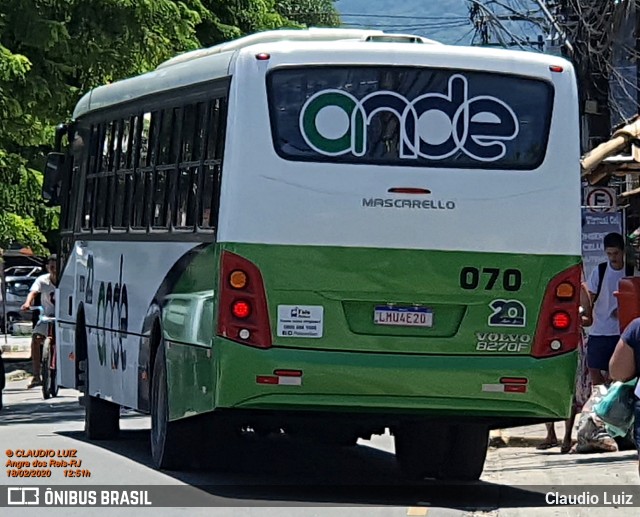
[
  {"xmin": 468, "ymin": 0, "xmax": 545, "ymax": 51},
  {"xmin": 286, "ymin": 12, "xmax": 470, "ymax": 21}
]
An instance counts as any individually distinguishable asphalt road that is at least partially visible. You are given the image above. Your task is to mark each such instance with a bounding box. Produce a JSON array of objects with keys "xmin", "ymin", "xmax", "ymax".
[{"xmin": 1, "ymin": 370, "xmax": 639, "ymax": 516}]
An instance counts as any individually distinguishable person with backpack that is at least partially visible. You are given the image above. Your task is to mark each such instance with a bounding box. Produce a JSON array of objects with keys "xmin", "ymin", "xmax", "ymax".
[
  {"xmin": 583, "ymin": 232, "xmax": 633, "ymax": 386},
  {"xmin": 609, "ymin": 318, "xmax": 640, "ymax": 474}
]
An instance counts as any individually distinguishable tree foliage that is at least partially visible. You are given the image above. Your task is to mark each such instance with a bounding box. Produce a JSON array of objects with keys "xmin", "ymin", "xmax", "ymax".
[
  {"xmin": 0, "ymin": 0, "xmax": 339, "ymax": 255},
  {"xmin": 275, "ymin": 0, "xmax": 341, "ymax": 28}
]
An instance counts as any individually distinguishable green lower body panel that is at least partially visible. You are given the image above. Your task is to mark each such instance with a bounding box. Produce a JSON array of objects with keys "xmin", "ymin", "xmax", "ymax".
[{"xmin": 214, "ymin": 338, "xmax": 576, "ymax": 420}]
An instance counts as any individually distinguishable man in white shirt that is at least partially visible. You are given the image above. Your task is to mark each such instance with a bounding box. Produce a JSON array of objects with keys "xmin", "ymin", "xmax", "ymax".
[
  {"xmin": 584, "ymin": 233, "xmax": 629, "ymax": 385},
  {"xmin": 21, "ymin": 255, "xmax": 57, "ymax": 389}
]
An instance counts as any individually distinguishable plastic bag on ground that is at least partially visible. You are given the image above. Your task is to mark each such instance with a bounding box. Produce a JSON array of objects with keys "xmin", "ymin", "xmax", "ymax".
[
  {"xmin": 594, "ymin": 380, "xmax": 637, "ymax": 437},
  {"xmin": 574, "ymin": 385, "xmax": 619, "ymax": 453}
]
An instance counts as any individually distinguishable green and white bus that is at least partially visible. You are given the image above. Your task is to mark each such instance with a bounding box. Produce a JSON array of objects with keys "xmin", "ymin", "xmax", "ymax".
[{"xmin": 46, "ymin": 28, "xmax": 582, "ymax": 481}]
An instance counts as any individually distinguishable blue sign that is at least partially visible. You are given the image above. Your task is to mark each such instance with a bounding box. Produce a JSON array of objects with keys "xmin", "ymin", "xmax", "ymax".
[{"xmin": 582, "ymin": 211, "xmax": 623, "ymax": 281}]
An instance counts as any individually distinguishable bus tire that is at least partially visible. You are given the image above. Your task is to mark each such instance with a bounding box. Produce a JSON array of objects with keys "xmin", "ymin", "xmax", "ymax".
[
  {"xmin": 394, "ymin": 422, "xmax": 448, "ymax": 480},
  {"xmin": 438, "ymin": 425, "xmax": 489, "ymax": 481},
  {"xmin": 150, "ymin": 342, "xmax": 188, "ymax": 470},
  {"xmin": 41, "ymin": 340, "xmax": 52, "ymax": 400},
  {"xmin": 85, "ymin": 396, "xmax": 120, "ymax": 440}
]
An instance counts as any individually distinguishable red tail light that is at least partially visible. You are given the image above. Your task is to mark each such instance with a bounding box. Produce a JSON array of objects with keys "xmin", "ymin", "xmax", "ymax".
[
  {"xmin": 217, "ymin": 251, "xmax": 272, "ymax": 348},
  {"xmin": 232, "ymin": 300, "xmax": 251, "ymax": 319},
  {"xmin": 532, "ymin": 264, "xmax": 581, "ymax": 358},
  {"xmin": 551, "ymin": 311, "xmax": 571, "ymax": 330}
]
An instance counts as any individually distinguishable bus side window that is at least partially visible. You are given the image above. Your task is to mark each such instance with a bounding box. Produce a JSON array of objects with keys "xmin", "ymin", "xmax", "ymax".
[
  {"xmin": 152, "ymin": 109, "xmax": 176, "ymax": 229},
  {"xmin": 174, "ymin": 103, "xmax": 203, "ymax": 229},
  {"xmin": 112, "ymin": 118, "xmax": 130, "ymax": 229},
  {"xmin": 82, "ymin": 124, "xmax": 101, "ymax": 231},
  {"xmin": 132, "ymin": 113, "xmax": 153, "ymax": 229},
  {"xmin": 104, "ymin": 120, "xmax": 120, "ymax": 229},
  {"xmin": 62, "ymin": 127, "xmax": 86, "ymax": 232},
  {"xmin": 94, "ymin": 122, "xmax": 113, "ymax": 230},
  {"xmin": 122, "ymin": 115, "xmax": 138, "ymax": 229},
  {"xmin": 200, "ymin": 98, "xmax": 226, "ymax": 230}
]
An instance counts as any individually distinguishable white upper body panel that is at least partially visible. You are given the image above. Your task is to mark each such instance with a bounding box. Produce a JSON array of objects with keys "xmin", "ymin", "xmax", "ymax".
[{"xmin": 216, "ymin": 40, "xmax": 581, "ymax": 256}]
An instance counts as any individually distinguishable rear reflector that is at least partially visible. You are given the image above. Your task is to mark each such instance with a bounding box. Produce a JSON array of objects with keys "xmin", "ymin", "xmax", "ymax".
[
  {"xmin": 273, "ymin": 369, "xmax": 303, "ymax": 377},
  {"xmin": 483, "ymin": 383, "xmax": 528, "ymax": 393},
  {"xmin": 256, "ymin": 374, "xmax": 302, "ymax": 386},
  {"xmin": 504, "ymin": 384, "xmax": 527, "ymax": 393},
  {"xmin": 256, "ymin": 375, "xmax": 279, "ymax": 385},
  {"xmin": 500, "ymin": 377, "xmax": 528, "ymax": 385}
]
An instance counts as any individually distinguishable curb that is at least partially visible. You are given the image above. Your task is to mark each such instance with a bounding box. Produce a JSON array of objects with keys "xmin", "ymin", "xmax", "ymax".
[
  {"xmin": 5, "ymin": 370, "xmax": 28, "ymax": 382},
  {"xmin": 491, "ymin": 436, "xmax": 555, "ymax": 447}
]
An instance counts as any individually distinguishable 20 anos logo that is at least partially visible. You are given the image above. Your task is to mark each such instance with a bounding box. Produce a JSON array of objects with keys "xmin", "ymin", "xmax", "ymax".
[
  {"xmin": 299, "ymin": 74, "xmax": 519, "ymax": 162},
  {"xmin": 488, "ymin": 299, "xmax": 526, "ymax": 327}
]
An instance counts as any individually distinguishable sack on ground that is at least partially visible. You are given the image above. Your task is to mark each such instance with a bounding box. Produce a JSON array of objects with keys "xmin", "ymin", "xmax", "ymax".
[
  {"xmin": 575, "ymin": 385, "xmax": 619, "ymax": 453},
  {"xmin": 594, "ymin": 380, "xmax": 636, "ymax": 437}
]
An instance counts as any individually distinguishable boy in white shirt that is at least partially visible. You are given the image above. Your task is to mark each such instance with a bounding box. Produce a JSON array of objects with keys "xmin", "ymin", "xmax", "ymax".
[
  {"xmin": 583, "ymin": 233, "xmax": 630, "ymax": 385},
  {"xmin": 21, "ymin": 255, "xmax": 57, "ymax": 389}
]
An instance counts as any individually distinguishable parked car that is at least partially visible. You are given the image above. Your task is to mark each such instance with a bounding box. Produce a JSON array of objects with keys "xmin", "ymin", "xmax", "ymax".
[
  {"xmin": 4, "ymin": 266, "xmax": 42, "ymax": 277},
  {"xmin": 1, "ymin": 275, "xmax": 37, "ymax": 333}
]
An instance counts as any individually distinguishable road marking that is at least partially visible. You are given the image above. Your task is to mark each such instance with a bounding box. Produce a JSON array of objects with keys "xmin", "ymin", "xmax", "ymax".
[{"xmin": 407, "ymin": 507, "xmax": 428, "ymax": 516}]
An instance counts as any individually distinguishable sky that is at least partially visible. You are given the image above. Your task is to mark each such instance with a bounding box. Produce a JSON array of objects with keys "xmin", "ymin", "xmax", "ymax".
[{"xmin": 334, "ymin": 0, "xmax": 545, "ymax": 48}]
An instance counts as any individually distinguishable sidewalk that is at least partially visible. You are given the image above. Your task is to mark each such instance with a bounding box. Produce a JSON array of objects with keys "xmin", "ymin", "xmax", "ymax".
[
  {"xmin": 0, "ymin": 334, "xmax": 31, "ymax": 360},
  {"xmin": 490, "ymin": 425, "xmax": 560, "ymax": 448}
]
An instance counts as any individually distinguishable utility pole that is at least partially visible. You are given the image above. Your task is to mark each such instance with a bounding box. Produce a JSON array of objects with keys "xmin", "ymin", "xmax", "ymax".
[
  {"xmin": 531, "ymin": 0, "xmax": 573, "ymax": 55},
  {"xmin": 554, "ymin": 1, "xmax": 616, "ymax": 152},
  {"xmin": 467, "ymin": 0, "xmax": 552, "ymax": 52}
]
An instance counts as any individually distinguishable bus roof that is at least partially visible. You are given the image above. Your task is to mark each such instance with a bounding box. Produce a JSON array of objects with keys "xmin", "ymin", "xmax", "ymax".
[
  {"xmin": 72, "ymin": 28, "xmax": 571, "ymax": 120},
  {"xmin": 156, "ymin": 28, "xmax": 441, "ymax": 70}
]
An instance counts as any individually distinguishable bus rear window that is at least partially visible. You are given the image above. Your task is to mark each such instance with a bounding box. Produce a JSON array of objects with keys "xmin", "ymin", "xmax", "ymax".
[{"xmin": 267, "ymin": 66, "xmax": 553, "ymax": 170}]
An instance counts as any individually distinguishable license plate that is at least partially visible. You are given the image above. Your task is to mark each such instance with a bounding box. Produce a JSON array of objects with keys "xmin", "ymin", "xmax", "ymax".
[{"xmin": 373, "ymin": 306, "xmax": 433, "ymax": 327}]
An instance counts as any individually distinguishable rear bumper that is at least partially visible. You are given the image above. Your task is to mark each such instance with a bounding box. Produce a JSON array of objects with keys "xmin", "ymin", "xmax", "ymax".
[{"xmin": 214, "ymin": 339, "xmax": 577, "ymax": 420}]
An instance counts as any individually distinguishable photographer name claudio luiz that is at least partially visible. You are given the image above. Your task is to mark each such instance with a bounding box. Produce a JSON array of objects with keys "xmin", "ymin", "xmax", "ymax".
[{"xmin": 546, "ymin": 490, "xmax": 634, "ymax": 506}]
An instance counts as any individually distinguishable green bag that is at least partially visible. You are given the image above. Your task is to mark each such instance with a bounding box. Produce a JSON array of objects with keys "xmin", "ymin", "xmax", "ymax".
[{"xmin": 594, "ymin": 380, "xmax": 637, "ymax": 437}]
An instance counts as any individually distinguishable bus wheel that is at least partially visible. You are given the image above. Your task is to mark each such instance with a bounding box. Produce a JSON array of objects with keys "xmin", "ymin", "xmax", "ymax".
[
  {"xmin": 395, "ymin": 423, "xmax": 488, "ymax": 481},
  {"xmin": 85, "ymin": 396, "xmax": 120, "ymax": 440},
  {"xmin": 437, "ymin": 425, "xmax": 489, "ymax": 481},
  {"xmin": 150, "ymin": 342, "xmax": 188, "ymax": 470},
  {"xmin": 41, "ymin": 339, "xmax": 52, "ymax": 400},
  {"xmin": 394, "ymin": 422, "xmax": 448, "ymax": 480}
]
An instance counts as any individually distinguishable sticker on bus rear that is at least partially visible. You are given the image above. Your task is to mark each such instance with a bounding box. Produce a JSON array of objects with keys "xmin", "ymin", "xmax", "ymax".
[
  {"xmin": 277, "ymin": 305, "xmax": 324, "ymax": 338},
  {"xmin": 488, "ymin": 299, "xmax": 526, "ymax": 327}
]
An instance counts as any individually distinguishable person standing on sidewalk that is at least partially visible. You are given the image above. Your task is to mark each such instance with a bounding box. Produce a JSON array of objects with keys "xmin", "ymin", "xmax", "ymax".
[
  {"xmin": 609, "ymin": 318, "xmax": 640, "ymax": 475},
  {"xmin": 20, "ymin": 255, "xmax": 57, "ymax": 389},
  {"xmin": 583, "ymin": 232, "xmax": 632, "ymax": 385},
  {"xmin": 0, "ymin": 346, "xmax": 4, "ymax": 410}
]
